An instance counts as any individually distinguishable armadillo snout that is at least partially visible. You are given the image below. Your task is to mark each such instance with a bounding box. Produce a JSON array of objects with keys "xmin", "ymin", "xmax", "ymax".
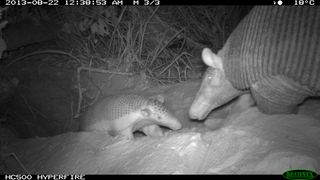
[
  {"xmin": 150, "ymin": 111, "xmax": 182, "ymax": 130},
  {"xmin": 189, "ymin": 100, "xmax": 212, "ymax": 120},
  {"xmin": 166, "ymin": 116, "xmax": 182, "ymax": 130}
]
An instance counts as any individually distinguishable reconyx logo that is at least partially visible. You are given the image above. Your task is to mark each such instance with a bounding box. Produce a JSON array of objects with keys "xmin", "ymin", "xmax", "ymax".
[{"xmin": 283, "ymin": 169, "xmax": 318, "ymax": 180}]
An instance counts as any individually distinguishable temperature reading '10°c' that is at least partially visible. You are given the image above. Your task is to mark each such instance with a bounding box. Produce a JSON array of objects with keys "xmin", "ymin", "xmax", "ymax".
[{"xmin": 294, "ymin": 0, "xmax": 315, "ymax": 5}]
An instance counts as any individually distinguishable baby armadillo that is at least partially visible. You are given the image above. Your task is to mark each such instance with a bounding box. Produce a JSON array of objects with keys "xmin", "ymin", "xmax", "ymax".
[{"xmin": 80, "ymin": 94, "xmax": 182, "ymax": 139}]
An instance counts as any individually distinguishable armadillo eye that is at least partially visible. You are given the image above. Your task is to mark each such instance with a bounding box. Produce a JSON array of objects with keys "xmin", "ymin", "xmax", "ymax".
[{"xmin": 141, "ymin": 108, "xmax": 151, "ymax": 117}]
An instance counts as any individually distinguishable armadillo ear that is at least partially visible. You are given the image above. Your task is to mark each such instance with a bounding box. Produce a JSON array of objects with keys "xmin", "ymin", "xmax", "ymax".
[
  {"xmin": 141, "ymin": 108, "xmax": 151, "ymax": 117},
  {"xmin": 148, "ymin": 94, "xmax": 165, "ymax": 104},
  {"xmin": 202, "ymin": 48, "xmax": 223, "ymax": 70}
]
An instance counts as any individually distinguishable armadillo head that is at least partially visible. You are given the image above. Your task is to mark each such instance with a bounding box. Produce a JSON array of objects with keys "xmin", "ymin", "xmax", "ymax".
[
  {"xmin": 136, "ymin": 97, "xmax": 182, "ymax": 131},
  {"xmin": 189, "ymin": 48, "xmax": 241, "ymax": 120}
]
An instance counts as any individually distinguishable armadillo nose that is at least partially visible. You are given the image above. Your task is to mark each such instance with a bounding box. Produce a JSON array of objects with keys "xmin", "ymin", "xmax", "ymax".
[
  {"xmin": 189, "ymin": 101, "xmax": 210, "ymax": 120},
  {"xmin": 169, "ymin": 117, "xmax": 182, "ymax": 130},
  {"xmin": 170, "ymin": 118, "xmax": 182, "ymax": 130},
  {"xmin": 189, "ymin": 112, "xmax": 199, "ymax": 120},
  {"xmin": 161, "ymin": 115, "xmax": 182, "ymax": 130},
  {"xmin": 189, "ymin": 111, "xmax": 204, "ymax": 120},
  {"xmin": 175, "ymin": 120, "xmax": 182, "ymax": 129},
  {"xmin": 189, "ymin": 104, "xmax": 202, "ymax": 120},
  {"xmin": 189, "ymin": 108, "xmax": 198, "ymax": 119}
]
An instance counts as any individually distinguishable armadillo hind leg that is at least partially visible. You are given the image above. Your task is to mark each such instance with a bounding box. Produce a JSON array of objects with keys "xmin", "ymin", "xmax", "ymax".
[
  {"xmin": 251, "ymin": 75, "xmax": 314, "ymax": 114},
  {"xmin": 142, "ymin": 125, "xmax": 164, "ymax": 137}
]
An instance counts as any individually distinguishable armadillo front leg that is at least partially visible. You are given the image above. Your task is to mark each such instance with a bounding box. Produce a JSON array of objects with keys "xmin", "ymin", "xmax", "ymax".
[
  {"xmin": 250, "ymin": 75, "xmax": 314, "ymax": 114},
  {"xmin": 142, "ymin": 125, "xmax": 164, "ymax": 137},
  {"xmin": 117, "ymin": 128, "xmax": 135, "ymax": 140}
]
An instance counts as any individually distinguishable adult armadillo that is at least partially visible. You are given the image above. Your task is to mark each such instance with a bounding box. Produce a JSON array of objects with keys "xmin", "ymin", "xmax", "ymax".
[
  {"xmin": 189, "ymin": 6, "xmax": 320, "ymax": 120},
  {"xmin": 80, "ymin": 94, "xmax": 182, "ymax": 139}
]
